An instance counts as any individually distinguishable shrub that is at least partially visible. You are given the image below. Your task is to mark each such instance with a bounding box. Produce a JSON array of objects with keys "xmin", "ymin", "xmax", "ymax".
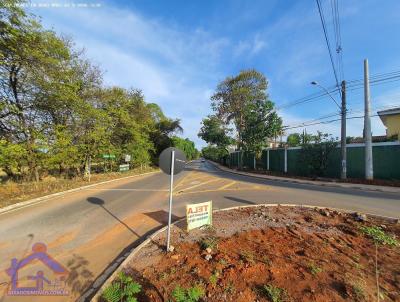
[
  {"xmin": 172, "ymin": 285, "xmax": 205, "ymax": 302},
  {"xmin": 360, "ymin": 226, "xmax": 399, "ymax": 246},
  {"xmin": 262, "ymin": 284, "xmax": 287, "ymax": 302},
  {"xmin": 102, "ymin": 271, "xmax": 141, "ymax": 302}
]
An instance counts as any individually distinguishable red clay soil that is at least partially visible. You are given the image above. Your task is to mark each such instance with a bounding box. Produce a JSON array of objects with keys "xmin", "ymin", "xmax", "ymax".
[{"xmin": 118, "ymin": 206, "xmax": 400, "ymax": 302}]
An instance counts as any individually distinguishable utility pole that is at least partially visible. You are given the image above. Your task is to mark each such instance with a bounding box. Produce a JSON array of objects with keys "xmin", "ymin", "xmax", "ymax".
[
  {"xmin": 340, "ymin": 80, "xmax": 347, "ymax": 179},
  {"xmin": 311, "ymin": 80, "xmax": 347, "ymax": 179},
  {"xmin": 364, "ymin": 59, "xmax": 373, "ymax": 180}
]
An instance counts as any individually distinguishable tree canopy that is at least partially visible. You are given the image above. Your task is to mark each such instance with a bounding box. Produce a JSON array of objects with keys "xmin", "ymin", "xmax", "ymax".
[
  {"xmin": 201, "ymin": 69, "xmax": 283, "ymax": 163},
  {"xmin": 0, "ymin": 1, "xmax": 194, "ymax": 181}
]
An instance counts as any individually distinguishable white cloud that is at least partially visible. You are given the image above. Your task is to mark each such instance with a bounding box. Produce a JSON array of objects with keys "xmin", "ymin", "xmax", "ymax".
[{"xmin": 32, "ymin": 4, "xmax": 229, "ymax": 148}]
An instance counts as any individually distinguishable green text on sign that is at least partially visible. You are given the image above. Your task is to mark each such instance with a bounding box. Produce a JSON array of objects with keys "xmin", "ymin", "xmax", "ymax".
[
  {"xmin": 119, "ymin": 164, "xmax": 129, "ymax": 172},
  {"xmin": 186, "ymin": 201, "xmax": 212, "ymax": 231}
]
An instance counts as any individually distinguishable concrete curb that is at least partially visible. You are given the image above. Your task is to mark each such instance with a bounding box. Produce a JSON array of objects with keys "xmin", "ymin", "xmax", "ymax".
[
  {"xmin": 89, "ymin": 203, "xmax": 398, "ymax": 301},
  {"xmin": 0, "ymin": 170, "xmax": 161, "ymax": 216},
  {"xmin": 209, "ymin": 161, "xmax": 400, "ymax": 194},
  {"xmin": 89, "ymin": 218, "xmax": 185, "ymax": 302}
]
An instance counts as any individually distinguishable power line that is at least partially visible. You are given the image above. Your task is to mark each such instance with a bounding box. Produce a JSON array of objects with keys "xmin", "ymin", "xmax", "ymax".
[
  {"xmin": 283, "ymin": 114, "xmax": 379, "ymax": 130},
  {"xmin": 276, "ymin": 86, "xmax": 339, "ymax": 110},
  {"xmin": 277, "ymin": 70, "xmax": 400, "ymax": 111},
  {"xmin": 330, "ymin": 0, "xmax": 344, "ymax": 81},
  {"xmin": 283, "ymin": 101, "xmax": 397, "ymax": 130},
  {"xmin": 316, "ymin": 0, "xmax": 341, "ymax": 93}
]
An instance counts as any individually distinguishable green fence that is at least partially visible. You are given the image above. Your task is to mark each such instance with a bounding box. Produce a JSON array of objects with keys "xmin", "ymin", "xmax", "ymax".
[
  {"xmin": 229, "ymin": 151, "xmax": 255, "ymax": 169},
  {"xmin": 230, "ymin": 142, "xmax": 400, "ymax": 180}
]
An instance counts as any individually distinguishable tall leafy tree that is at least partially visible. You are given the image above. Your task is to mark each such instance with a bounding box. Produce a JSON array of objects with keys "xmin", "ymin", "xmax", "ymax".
[
  {"xmin": 211, "ymin": 69, "xmax": 269, "ymax": 150},
  {"xmin": 0, "ymin": 2, "xmax": 186, "ymax": 181},
  {"xmin": 286, "ymin": 133, "xmax": 301, "ymax": 147},
  {"xmin": 211, "ymin": 69, "xmax": 282, "ymax": 153},
  {"xmin": 171, "ymin": 137, "xmax": 199, "ymax": 160},
  {"xmin": 198, "ymin": 115, "xmax": 233, "ymax": 149},
  {"xmin": 241, "ymin": 100, "xmax": 282, "ymax": 153}
]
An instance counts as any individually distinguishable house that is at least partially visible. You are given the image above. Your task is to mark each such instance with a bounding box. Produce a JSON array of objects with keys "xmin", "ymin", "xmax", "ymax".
[{"xmin": 378, "ymin": 107, "xmax": 400, "ymax": 139}]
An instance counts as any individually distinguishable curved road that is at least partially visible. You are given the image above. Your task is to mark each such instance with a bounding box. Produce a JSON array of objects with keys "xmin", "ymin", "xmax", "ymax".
[{"xmin": 0, "ymin": 160, "xmax": 399, "ymax": 301}]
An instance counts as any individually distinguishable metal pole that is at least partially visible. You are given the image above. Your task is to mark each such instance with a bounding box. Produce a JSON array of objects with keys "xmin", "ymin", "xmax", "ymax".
[
  {"xmin": 341, "ymin": 80, "xmax": 347, "ymax": 179},
  {"xmin": 88, "ymin": 155, "xmax": 91, "ymax": 182},
  {"xmin": 166, "ymin": 150, "xmax": 175, "ymax": 251},
  {"xmin": 364, "ymin": 59, "xmax": 373, "ymax": 180}
]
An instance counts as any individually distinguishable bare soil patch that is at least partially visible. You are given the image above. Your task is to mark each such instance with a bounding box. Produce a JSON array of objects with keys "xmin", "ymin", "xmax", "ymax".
[{"xmin": 111, "ymin": 206, "xmax": 400, "ymax": 302}]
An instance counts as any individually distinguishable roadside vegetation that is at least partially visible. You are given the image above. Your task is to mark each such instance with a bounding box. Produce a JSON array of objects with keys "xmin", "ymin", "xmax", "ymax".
[
  {"xmin": 102, "ymin": 272, "xmax": 141, "ymax": 302},
  {"xmin": 0, "ymin": 1, "xmax": 198, "ymax": 193},
  {"xmin": 0, "ymin": 166, "xmax": 157, "ymax": 208}
]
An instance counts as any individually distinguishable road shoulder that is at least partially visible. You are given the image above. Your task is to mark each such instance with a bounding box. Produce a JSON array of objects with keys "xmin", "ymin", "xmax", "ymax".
[
  {"xmin": 209, "ymin": 161, "xmax": 400, "ymax": 194},
  {"xmin": 0, "ymin": 170, "xmax": 160, "ymax": 215}
]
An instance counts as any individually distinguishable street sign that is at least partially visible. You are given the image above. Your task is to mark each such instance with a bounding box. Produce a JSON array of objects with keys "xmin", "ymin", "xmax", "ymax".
[
  {"xmin": 125, "ymin": 154, "xmax": 131, "ymax": 162},
  {"xmin": 159, "ymin": 147, "xmax": 186, "ymax": 252},
  {"xmin": 119, "ymin": 164, "xmax": 129, "ymax": 172},
  {"xmin": 186, "ymin": 201, "xmax": 212, "ymax": 231},
  {"xmin": 102, "ymin": 154, "xmax": 115, "ymax": 159},
  {"xmin": 159, "ymin": 147, "xmax": 186, "ymax": 175}
]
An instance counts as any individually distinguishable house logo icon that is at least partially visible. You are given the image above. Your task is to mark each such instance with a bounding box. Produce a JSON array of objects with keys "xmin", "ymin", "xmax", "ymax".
[{"xmin": 6, "ymin": 242, "xmax": 69, "ymax": 296}]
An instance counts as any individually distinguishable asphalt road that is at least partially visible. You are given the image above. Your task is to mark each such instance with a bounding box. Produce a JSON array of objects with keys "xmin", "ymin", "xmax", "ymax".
[{"xmin": 0, "ymin": 160, "xmax": 399, "ymax": 302}]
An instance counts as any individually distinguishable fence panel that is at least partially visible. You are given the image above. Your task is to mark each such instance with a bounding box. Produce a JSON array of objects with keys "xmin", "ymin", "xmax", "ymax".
[{"xmin": 269, "ymin": 149, "xmax": 285, "ymax": 172}]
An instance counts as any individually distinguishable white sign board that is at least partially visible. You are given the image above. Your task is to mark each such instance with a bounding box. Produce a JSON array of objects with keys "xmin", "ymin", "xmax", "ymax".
[
  {"xmin": 186, "ymin": 201, "xmax": 212, "ymax": 231},
  {"xmin": 125, "ymin": 154, "xmax": 131, "ymax": 162}
]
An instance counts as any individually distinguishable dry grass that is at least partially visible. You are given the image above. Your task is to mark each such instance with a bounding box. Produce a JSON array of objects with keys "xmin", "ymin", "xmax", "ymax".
[{"xmin": 0, "ymin": 166, "xmax": 158, "ymax": 208}]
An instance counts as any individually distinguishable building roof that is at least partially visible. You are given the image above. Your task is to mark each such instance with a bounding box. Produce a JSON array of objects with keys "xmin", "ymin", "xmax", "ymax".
[{"xmin": 377, "ymin": 107, "xmax": 400, "ymax": 116}]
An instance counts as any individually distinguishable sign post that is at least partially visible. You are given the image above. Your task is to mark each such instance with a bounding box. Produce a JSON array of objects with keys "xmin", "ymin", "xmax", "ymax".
[
  {"xmin": 166, "ymin": 150, "xmax": 175, "ymax": 252},
  {"xmin": 159, "ymin": 147, "xmax": 186, "ymax": 252}
]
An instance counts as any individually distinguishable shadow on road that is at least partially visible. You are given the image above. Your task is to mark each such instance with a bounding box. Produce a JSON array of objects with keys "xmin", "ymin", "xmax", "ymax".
[
  {"xmin": 87, "ymin": 197, "xmax": 141, "ymax": 237},
  {"xmin": 224, "ymin": 196, "xmax": 257, "ymax": 205},
  {"xmin": 66, "ymin": 254, "xmax": 94, "ymax": 296},
  {"xmin": 81, "ymin": 199, "xmax": 185, "ymax": 301},
  {"xmin": 143, "ymin": 210, "xmax": 181, "ymax": 225}
]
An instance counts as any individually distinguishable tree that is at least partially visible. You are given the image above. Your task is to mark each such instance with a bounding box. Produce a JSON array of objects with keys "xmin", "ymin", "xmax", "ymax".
[
  {"xmin": 211, "ymin": 69, "xmax": 269, "ymax": 150},
  {"xmin": 301, "ymin": 131, "xmax": 338, "ymax": 177},
  {"xmin": 287, "ymin": 133, "xmax": 301, "ymax": 147},
  {"xmin": 171, "ymin": 137, "xmax": 199, "ymax": 160},
  {"xmin": 0, "ymin": 3, "xmax": 94, "ymax": 180},
  {"xmin": 241, "ymin": 100, "xmax": 282, "ymax": 153},
  {"xmin": 198, "ymin": 115, "xmax": 233, "ymax": 149},
  {"xmin": 201, "ymin": 145, "xmax": 228, "ymax": 162},
  {"xmin": 0, "ymin": 2, "xmax": 185, "ymax": 181}
]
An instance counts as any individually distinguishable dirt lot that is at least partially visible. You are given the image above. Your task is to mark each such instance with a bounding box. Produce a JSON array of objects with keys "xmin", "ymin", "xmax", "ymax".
[{"xmin": 115, "ymin": 206, "xmax": 400, "ymax": 302}]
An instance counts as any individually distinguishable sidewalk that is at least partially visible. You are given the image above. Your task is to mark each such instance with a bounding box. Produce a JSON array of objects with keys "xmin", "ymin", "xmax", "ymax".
[{"xmin": 210, "ymin": 161, "xmax": 400, "ymax": 194}]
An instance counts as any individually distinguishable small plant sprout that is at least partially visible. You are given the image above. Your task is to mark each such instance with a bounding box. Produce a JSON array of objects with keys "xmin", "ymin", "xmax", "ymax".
[
  {"xmin": 224, "ymin": 281, "xmax": 236, "ymax": 294},
  {"xmin": 360, "ymin": 226, "xmax": 399, "ymax": 246},
  {"xmin": 262, "ymin": 284, "xmax": 287, "ymax": 302},
  {"xmin": 240, "ymin": 251, "xmax": 255, "ymax": 264},
  {"xmin": 172, "ymin": 284, "xmax": 205, "ymax": 302},
  {"xmin": 308, "ymin": 263, "xmax": 323, "ymax": 276},
  {"xmin": 199, "ymin": 236, "xmax": 219, "ymax": 250},
  {"xmin": 102, "ymin": 271, "xmax": 141, "ymax": 302},
  {"xmin": 352, "ymin": 281, "xmax": 366, "ymax": 301},
  {"xmin": 209, "ymin": 272, "xmax": 218, "ymax": 287}
]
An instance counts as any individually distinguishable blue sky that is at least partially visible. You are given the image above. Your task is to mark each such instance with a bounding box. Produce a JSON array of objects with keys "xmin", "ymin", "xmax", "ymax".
[{"xmin": 29, "ymin": 0, "xmax": 400, "ymax": 148}]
